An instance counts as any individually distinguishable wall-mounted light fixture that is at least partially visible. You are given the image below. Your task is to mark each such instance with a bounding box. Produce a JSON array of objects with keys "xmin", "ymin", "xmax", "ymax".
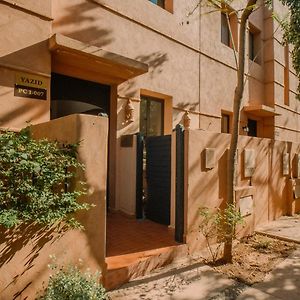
[
  {"xmin": 183, "ymin": 111, "xmax": 191, "ymax": 130},
  {"xmin": 125, "ymin": 99, "xmax": 134, "ymax": 123},
  {"xmin": 242, "ymin": 125, "xmax": 249, "ymax": 133}
]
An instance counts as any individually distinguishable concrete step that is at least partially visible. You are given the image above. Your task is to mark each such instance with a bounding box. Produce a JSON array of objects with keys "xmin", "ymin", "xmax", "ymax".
[{"xmin": 104, "ymin": 244, "xmax": 187, "ymax": 290}]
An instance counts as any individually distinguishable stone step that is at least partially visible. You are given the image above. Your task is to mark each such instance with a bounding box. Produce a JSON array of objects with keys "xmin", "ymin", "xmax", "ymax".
[{"xmin": 104, "ymin": 244, "xmax": 187, "ymax": 290}]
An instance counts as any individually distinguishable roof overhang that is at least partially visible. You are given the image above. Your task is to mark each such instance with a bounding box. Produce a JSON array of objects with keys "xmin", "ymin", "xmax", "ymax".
[
  {"xmin": 244, "ymin": 104, "xmax": 280, "ymax": 117},
  {"xmin": 49, "ymin": 34, "xmax": 148, "ymax": 85}
]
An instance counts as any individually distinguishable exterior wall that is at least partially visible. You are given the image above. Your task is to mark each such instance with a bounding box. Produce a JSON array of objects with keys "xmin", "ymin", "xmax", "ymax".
[
  {"xmin": 0, "ymin": 114, "xmax": 108, "ymax": 300},
  {"xmin": 51, "ymin": 0, "xmax": 201, "ymax": 211},
  {"xmin": 0, "ymin": 0, "xmax": 298, "ymax": 136},
  {"xmin": 0, "ymin": 1, "xmax": 52, "ymax": 130},
  {"xmin": 0, "ymin": 0, "xmax": 299, "ymax": 287},
  {"xmin": 270, "ymin": 2, "xmax": 300, "ymax": 141},
  {"xmin": 185, "ymin": 129, "xmax": 300, "ymax": 254},
  {"xmin": 0, "ymin": 0, "xmax": 298, "ymax": 213},
  {"xmin": 116, "ymin": 136, "xmax": 137, "ymax": 215}
]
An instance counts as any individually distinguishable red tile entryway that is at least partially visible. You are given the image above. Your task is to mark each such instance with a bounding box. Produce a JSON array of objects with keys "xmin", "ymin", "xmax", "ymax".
[{"xmin": 105, "ymin": 213, "xmax": 185, "ymax": 290}]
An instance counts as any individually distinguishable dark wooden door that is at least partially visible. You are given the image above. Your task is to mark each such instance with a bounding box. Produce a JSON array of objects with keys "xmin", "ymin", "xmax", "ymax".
[{"xmin": 145, "ymin": 135, "xmax": 171, "ymax": 225}]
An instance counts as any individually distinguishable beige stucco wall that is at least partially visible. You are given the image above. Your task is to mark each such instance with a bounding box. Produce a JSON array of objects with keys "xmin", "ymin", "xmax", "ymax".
[
  {"xmin": 185, "ymin": 129, "xmax": 300, "ymax": 254},
  {"xmin": 116, "ymin": 135, "xmax": 137, "ymax": 216},
  {"xmin": 0, "ymin": 114, "xmax": 108, "ymax": 300},
  {"xmin": 0, "ymin": 0, "xmax": 299, "ymax": 264},
  {"xmin": 0, "ymin": 0, "xmax": 298, "ymax": 213},
  {"xmin": 0, "ymin": 1, "xmax": 51, "ymax": 130},
  {"xmin": 0, "ymin": 0, "xmax": 298, "ymax": 137}
]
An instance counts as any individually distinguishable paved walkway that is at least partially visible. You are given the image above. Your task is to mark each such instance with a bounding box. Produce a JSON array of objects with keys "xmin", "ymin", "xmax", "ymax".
[
  {"xmin": 237, "ymin": 248, "xmax": 300, "ymax": 300},
  {"xmin": 108, "ymin": 216, "xmax": 300, "ymax": 300},
  {"xmin": 255, "ymin": 215, "xmax": 300, "ymax": 244}
]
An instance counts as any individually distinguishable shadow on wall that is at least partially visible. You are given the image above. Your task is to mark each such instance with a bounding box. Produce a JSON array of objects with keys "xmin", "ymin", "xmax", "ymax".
[
  {"xmin": 0, "ymin": 116, "xmax": 108, "ymax": 299},
  {"xmin": 0, "ymin": 223, "xmax": 68, "ymax": 299},
  {"xmin": 0, "ymin": 100, "xmax": 48, "ymax": 128},
  {"xmin": 53, "ymin": 1, "xmax": 114, "ymax": 48},
  {"xmin": 0, "ymin": 40, "xmax": 51, "ymax": 76},
  {"xmin": 135, "ymin": 52, "xmax": 168, "ymax": 79},
  {"xmin": 119, "ymin": 51, "xmax": 169, "ymax": 99},
  {"xmin": 69, "ymin": 116, "xmax": 108, "ymax": 270},
  {"xmin": 185, "ymin": 131, "xmax": 299, "ymax": 253},
  {"xmin": 0, "ymin": 40, "xmax": 51, "ymax": 128}
]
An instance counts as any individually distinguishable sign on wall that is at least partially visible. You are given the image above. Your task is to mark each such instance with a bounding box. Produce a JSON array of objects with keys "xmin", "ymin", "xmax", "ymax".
[{"xmin": 14, "ymin": 72, "xmax": 47, "ymax": 100}]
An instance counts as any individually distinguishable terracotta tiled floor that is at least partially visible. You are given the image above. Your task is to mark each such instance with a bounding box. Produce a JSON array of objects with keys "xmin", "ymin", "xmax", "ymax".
[
  {"xmin": 105, "ymin": 213, "xmax": 183, "ymax": 288},
  {"xmin": 106, "ymin": 212, "xmax": 178, "ymax": 258}
]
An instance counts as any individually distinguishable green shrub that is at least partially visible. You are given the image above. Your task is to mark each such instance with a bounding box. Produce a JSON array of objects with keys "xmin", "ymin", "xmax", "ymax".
[
  {"xmin": 39, "ymin": 264, "xmax": 107, "ymax": 300},
  {"xmin": 0, "ymin": 128, "xmax": 89, "ymax": 228}
]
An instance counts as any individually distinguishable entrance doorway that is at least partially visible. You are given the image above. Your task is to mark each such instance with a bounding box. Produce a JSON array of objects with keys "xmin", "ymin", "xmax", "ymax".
[
  {"xmin": 138, "ymin": 95, "xmax": 171, "ymax": 225},
  {"xmin": 50, "ymin": 73, "xmax": 111, "ymax": 204},
  {"xmin": 50, "ymin": 73, "xmax": 110, "ymax": 119},
  {"xmin": 145, "ymin": 135, "xmax": 171, "ymax": 225}
]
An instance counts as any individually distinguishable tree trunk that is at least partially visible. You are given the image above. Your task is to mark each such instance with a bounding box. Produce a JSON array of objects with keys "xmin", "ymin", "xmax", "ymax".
[{"xmin": 223, "ymin": 0, "xmax": 258, "ymax": 263}]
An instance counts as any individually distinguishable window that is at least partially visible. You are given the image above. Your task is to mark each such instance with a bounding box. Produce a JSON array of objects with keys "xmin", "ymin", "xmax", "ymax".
[
  {"xmin": 149, "ymin": 0, "xmax": 165, "ymax": 8},
  {"xmin": 221, "ymin": 12, "xmax": 237, "ymax": 49},
  {"xmin": 140, "ymin": 96, "xmax": 164, "ymax": 136},
  {"xmin": 249, "ymin": 26, "xmax": 261, "ymax": 64},
  {"xmin": 248, "ymin": 119, "xmax": 257, "ymax": 137},
  {"xmin": 221, "ymin": 113, "xmax": 230, "ymax": 133},
  {"xmin": 148, "ymin": 0, "xmax": 173, "ymax": 12},
  {"xmin": 249, "ymin": 31, "xmax": 255, "ymax": 61},
  {"xmin": 221, "ymin": 13, "xmax": 230, "ymax": 46}
]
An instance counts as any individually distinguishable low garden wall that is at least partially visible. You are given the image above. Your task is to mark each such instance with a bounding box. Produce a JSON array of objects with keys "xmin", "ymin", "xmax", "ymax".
[
  {"xmin": 0, "ymin": 114, "xmax": 108, "ymax": 300},
  {"xmin": 185, "ymin": 130, "xmax": 300, "ymax": 253}
]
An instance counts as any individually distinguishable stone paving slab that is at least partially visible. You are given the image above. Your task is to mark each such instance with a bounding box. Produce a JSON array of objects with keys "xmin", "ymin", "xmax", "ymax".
[
  {"xmin": 237, "ymin": 248, "xmax": 300, "ymax": 300},
  {"xmin": 170, "ymin": 267, "xmax": 235, "ymax": 300},
  {"xmin": 256, "ymin": 215, "xmax": 300, "ymax": 244},
  {"xmin": 108, "ymin": 264, "xmax": 236, "ymax": 300},
  {"xmin": 236, "ymin": 287, "xmax": 281, "ymax": 300}
]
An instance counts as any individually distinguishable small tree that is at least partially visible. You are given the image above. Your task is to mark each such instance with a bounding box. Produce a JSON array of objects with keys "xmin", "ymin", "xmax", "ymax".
[
  {"xmin": 223, "ymin": 0, "xmax": 258, "ymax": 263},
  {"xmin": 196, "ymin": 0, "xmax": 300, "ymax": 263}
]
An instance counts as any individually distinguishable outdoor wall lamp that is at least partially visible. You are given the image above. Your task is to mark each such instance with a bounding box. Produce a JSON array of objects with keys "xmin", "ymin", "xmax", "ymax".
[
  {"xmin": 183, "ymin": 111, "xmax": 191, "ymax": 130},
  {"xmin": 125, "ymin": 99, "xmax": 135, "ymax": 123},
  {"xmin": 242, "ymin": 125, "xmax": 249, "ymax": 133}
]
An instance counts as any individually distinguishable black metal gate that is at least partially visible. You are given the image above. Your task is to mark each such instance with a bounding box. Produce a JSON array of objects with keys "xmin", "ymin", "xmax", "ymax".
[{"xmin": 145, "ymin": 135, "xmax": 171, "ymax": 225}]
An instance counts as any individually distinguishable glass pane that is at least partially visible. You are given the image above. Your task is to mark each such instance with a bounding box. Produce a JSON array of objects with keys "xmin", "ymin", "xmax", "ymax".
[
  {"xmin": 221, "ymin": 114, "xmax": 230, "ymax": 133},
  {"xmin": 249, "ymin": 32, "xmax": 254, "ymax": 60},
  {"xmin": 157, "ymin": 0, "xmax": 165, "ymax": 7},
  {"xmin": 149, "ymin": 0, "xmax": 165, "ymax": 7},
  {"xmin": 140, "ymin": 98, "xmax": 148, "ymax": 136},
  {"xmin": 140, "ymin": 96, "xmax": 163, "ymax": 137},
  {"xmin": 148, "ymin": 100, "xmax": 163, "ymax": 136},
  {"xmin": 221, "ymin": 13, "xmax": 230, "ymax": 46}
]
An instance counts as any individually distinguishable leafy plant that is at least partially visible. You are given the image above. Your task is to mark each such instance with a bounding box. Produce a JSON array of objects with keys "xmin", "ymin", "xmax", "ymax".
[
  {"xmin": 38, "ymin": 258, "xmax": 107, "ymax": 300},
  {"xmin": 0, "ymin": 128, "xmax": 89, "ymax": 228},
  {"xmin": 252, "ymin": 236, "xmax": 273, "ymax": 252},
  {"xmin": 198, "ymin": 204, "xmax": 244, "ymax": 263}
]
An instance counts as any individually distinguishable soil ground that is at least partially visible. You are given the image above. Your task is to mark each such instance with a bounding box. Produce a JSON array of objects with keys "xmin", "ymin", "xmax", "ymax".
[
  {"xmin": 108, "ymin": 234, "xmax": 297, "ymax": 299},
  {"xmin": 212, "ymin": 234, "xmax": 297, "ymax": 285}
]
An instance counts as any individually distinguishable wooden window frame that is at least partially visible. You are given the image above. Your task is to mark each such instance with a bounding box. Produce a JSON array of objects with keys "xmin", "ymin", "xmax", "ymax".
[
  {"xmin": 221, "ymin": 112, "xmax": 231, "ymax": 133},
  {"xmin": 148, "ymin": 0, "xmax": 173, "ymax": 13},
  {"xmin": 221, "ymin": 6, "xmax": 238, "ymax": 50},
  {"xmin": 140, "ymin": 95, "xmax": 164, "ymax": 137},
  {"xmin": 249, "ymin": 24, "xmax": 261, "ymax": 64}
]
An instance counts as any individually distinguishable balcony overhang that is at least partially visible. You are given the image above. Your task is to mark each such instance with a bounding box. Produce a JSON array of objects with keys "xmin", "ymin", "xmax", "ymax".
[
  {"xmin": 49, "ymin": 34, "xmax": 148, "ymax": 85},
  {"xmin": 244, "ymin": 104, "xmax": 280, "ymax": 117}
]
